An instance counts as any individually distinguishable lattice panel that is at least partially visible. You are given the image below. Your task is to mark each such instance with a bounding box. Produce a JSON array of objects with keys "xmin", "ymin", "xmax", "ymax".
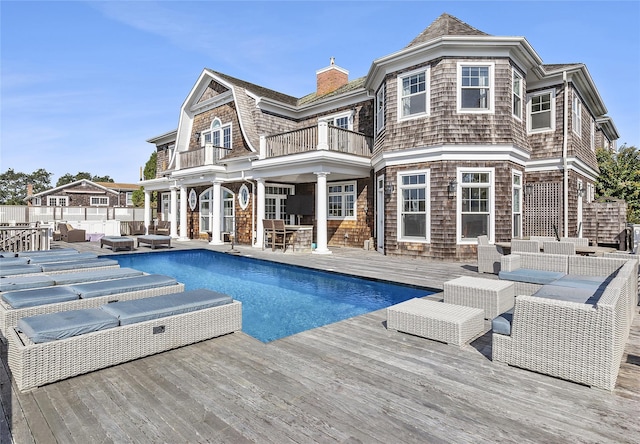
[{"xmin": 524, "ymin": 182, "xmax": 562, "ymax": 237}]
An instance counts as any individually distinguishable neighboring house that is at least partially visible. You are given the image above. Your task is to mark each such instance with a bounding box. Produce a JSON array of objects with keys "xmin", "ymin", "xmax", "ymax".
[
  {"xmin": 27, "ymin": 179, "xmax": 138, "ymax": 208},
  {"xmin": 141, "ymin": 13, "xmax": 619, "ymax": 260}
]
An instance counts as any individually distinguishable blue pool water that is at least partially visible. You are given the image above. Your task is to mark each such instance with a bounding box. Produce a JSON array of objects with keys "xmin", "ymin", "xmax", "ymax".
[{"xmin": 113, "ymin": 249, "xmax": 433, "ymax": 342}]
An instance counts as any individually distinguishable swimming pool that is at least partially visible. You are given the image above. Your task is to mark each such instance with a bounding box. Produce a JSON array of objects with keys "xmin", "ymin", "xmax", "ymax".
[{"xmin": 113, "ymin": 250, "xmax": 433, "ymax": 342}]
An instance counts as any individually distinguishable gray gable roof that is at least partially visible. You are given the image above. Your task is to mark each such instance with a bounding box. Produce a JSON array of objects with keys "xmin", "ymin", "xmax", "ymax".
[
  {"xmin": 405, "ymin": 13, "xmax": 489, "ymax": 48},
  {"xmin": 542, "ymin": 63, "xmax": 583, "ymax": 73},
  {"xmin": 298, "ymin": 77, "xmax": 366, "ymax": 106},
  {"xmin": 207, "ymin": 70, "xmax": 298, "ymax": 106}
]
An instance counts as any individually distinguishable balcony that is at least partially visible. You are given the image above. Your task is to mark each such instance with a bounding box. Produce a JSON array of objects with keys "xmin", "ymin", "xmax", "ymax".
[
  {"xmin": 178, "ymin": 144, "xmax": 228, "ymax": 169},
  {"xmin": 263, "ymin": 122, "xmax": 373, "ymax": 159}
]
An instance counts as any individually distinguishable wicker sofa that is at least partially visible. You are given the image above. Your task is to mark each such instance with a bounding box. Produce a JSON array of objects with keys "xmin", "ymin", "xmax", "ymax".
[
  {"xmin": 8, "ymin": 289, "xmax": 242, "ymax": 391},
  {"xmin": 492, "ymin": 255, "xmax": 638, "ymax": 390}
]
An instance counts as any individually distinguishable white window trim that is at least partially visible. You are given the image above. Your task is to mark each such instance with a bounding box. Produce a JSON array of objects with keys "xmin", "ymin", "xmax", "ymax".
[
  {"xmin": 33, "ymin": 197, "xmax": 41, "ymax": 206},
  {"xmin": 457, "ymin": 62, "xmax": 495, "ymax": 114},
  {"xmin": 238, "ymin": 184, "xmax": 250, "ymax": 210},
  {"xmin": 396, "ymin": 169, "xmax": 431, "ymax": 243},
  {"xmin": 512, "ymin": 170, "xmax": 523, "ymax": 238},
  {"xmin": 527, "ymin": 89, "xmax": 556, "ymax": 134},
  {"xmin": 590, "ymin": 120, "xmax": 595, "ymax": 151},
  {"xmin": 572, "ymin": 96, "xmax": 582, "ymax": 136},
  {"xmin": 456, "ymin": 167, "xmax": 495, "ymax": 244},
  {"xmin": 47, "ymin": 196, "xmax": 68, "ymax": 206},
  {"xmin": 126, "ymin": 192, "xmax": 133, "ymax": 206},
  {"xmin": 327, "ymin": 180, "xmax": 357, "ymax": 221},
  {"xmin": 320, "ymin": 110, "xmax": 354, "ymax": 130},
  {"xmin": 376, "ymin": 83, "xmax": 385, "ymax": 134},
  {"xmin": 397, "ymin": 66, "xmax": 431, "ymax": 121},
  {"xmin": 512, "ymin": 68, "xmax": 523, "ymax": 121},
  {"xmin": 90, "ymin": 196, "xmax": 109, "ymax": 206},
  {"xmin": 201, "ymin": 117, "xmax": 232, "ymax": 149}
]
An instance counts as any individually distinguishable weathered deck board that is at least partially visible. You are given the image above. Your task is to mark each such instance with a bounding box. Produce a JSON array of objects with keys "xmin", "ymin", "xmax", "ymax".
[{"xmin": 1, "ymin": 240, "xmax": 639, "ymax": 442}]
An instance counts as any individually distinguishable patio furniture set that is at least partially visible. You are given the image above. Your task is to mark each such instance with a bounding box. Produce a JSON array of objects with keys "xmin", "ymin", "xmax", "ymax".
[
  {"xmin": 388, "ymin": 248, "xmax": 638, "ymax": 391},
  {"xmin": 0, "ymin": 248, "xmax": 242, "ymax": 392}
]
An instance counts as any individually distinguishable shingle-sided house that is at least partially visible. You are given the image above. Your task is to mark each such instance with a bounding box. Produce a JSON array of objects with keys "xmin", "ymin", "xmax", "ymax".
[
  {"xmin": 141, "ymin": 13, "xmax": 618, "ymax": 260},
  {"xmin": 27, "ymin": 180, "xmax": 138, "ymax": 208}
]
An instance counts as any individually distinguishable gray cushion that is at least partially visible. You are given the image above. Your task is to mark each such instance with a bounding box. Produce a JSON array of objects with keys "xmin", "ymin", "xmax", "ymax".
[
  {"xmin": 2, "ymin": 286, "xmax": 80, "ymax": 309},
  {"xmin": 40, "ymin": 258, "xmax": 118, "ymax": 272},
  {"xmin": 0, "ymin": 275, "xmax": 56, "ymax": 292},
  {"xmin": 69, "ymin": 274, "xmax": 178, "ymax": 299},
  {"xmin": 550, "ymin": 274, "xmax": 610, "ymax": 290},
  {"xmin": 533, "ymin": 284, "xmax": 603, "ymax": 305},
  {"xmin": 100, "ymin": 289, "xmax": 233, "ymax": 325},
  {"xmin": 499, "ymin": 269, "xmax": 566, "ymax": 285},
  {"xmin": 492, "ymin": 310, "xmax": 513, "ymax": 335},
  {"xmin": 52, "ymin": 268, "xmax": 144, "ymax": 285},
  {"xmin": 28, "ymin": 252, "xmax": 98, "ymax": 264},
  {"xmin": 0, "ymin": 257, "xmax": 29, "ymax": 265},
  {"xmin": 17, "ymin": 309, "xmax": 119, "ymax": 343},
  {"xmin": 17, "ymin": 248, "xmax": 77, "ymax": 257},
  {"xmin": 0, "ymin": 265, "xmax": 43, "ymax": 277}
]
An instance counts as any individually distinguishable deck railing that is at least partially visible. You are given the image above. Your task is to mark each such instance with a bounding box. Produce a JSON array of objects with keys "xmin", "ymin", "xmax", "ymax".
[
  {"xmin": 263, "ymin": 122, "xmax": 372, "ymax": 159},
  {"xmin": 178, "ymin": 144, "xmax": 228, "ymax": 169},
  {"xmin": 0, "ymin": 226, "xmax": 50, "ymax": 253}
]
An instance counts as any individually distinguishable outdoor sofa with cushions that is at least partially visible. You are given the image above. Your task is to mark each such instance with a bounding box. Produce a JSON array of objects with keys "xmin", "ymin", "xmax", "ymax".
[
  {"xmin": 492, "ymin": 256, "xmax": 637, "ymax": 390},
  {"xmin": 8, "ymin": 289, "xmax": 242, "ymax": 391},
  {"xmin": 498, "ymin": 252, "xmax": 568, "ymax": 295},
  {"xmin": 57, "ymin": 223, "xmax": 86, "ymax": 243},
  {"xmin": 0, "ymin": 274, "xmax": 184, "ymax": 339}
]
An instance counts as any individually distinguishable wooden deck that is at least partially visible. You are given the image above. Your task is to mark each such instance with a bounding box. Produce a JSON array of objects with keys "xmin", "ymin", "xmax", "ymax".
[{"xmin": 2, "ymin": 240, "xmax": 639, "ymax": 443}]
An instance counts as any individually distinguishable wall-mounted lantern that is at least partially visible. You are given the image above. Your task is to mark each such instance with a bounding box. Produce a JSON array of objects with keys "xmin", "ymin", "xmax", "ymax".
[
  {"xmin": 448, "ymin": 179, "xmax": 458, "ymax": 198},
  {"xmin": 525, "ymin": 183, "xmax": 534, "ymax": 196}
]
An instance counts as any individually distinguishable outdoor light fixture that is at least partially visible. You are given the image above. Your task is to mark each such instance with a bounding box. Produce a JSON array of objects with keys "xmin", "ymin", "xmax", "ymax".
[
  {"xmin": 195, "ymin": 132, "xmax": 201, "ymax": 142},
  {"xmin": 525, "ymin": 183, "xmax": 534, "ymax": 196},
  {"xmin": 384, "ymin": 182, "xmax": 394, "ymax": 196},
  {"xmin": 448, "ymin": 179, "xmax": 458, "ymax": 198},
  {"xmin": 577, "ymin": 185, "xmax": 584, "ymax": 197}
]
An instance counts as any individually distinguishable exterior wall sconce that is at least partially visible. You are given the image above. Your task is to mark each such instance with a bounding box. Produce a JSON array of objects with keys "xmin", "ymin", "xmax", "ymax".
[
  {"xmin": 448, "ymin": 179, "xmax": 458, "ymax": 198},
  {"xmin": 195, "ymin": 132, "xmax": 201, "ymax": 142},
  {"xmin": 577, "ymin": 185, "xmax": 584, "ymax": 197},
  {"xmin": 525, "ymin": 183, "xmax": 534, "ymax": 196},
  {"xmin": 384, "ymin": 182, "xmax": 394, "ymax": 196}
]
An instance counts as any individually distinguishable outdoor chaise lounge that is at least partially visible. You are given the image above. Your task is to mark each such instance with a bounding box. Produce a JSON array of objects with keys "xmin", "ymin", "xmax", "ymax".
[
  {"xmin": 16, "ymin": 248, "xmax": 78, "ymax": 257},
  {"xmin": 0, "ymin": 267, "xmax": 144, "ymax": 293},
  {"xmin": 0, "ymin": 258, "xmax": 120, "ymax": 278},
  {"xmin": 8, "ymin": 289, "xmax": 242, "ymax": 391},
  {"xmin": 100, "ymin": 236, "xmax": 135, "ymax": 252},
  {"xmin": 492, "ymin": 256, "xmax": 637, "ymax": 390},
  {"xmin": 137, "ymin": 235, "xmax": 171, "ymax": 249},
  {"xmin": 0, "ymin": 274, "xmax": 184, "ymax": 339}
]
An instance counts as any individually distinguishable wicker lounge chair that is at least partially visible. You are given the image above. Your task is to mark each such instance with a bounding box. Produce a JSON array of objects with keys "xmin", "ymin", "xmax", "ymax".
[
  {"xmin": 477, "ymin": 235, "xmax": 504, "ymax": 274},
  {"xmin": 543, "ymin": 241, "xmax": 576, "ymax": 255},
  {"xmin": 57, "ymin": 223, "xmax": 86, "ymax": 243},
  {"xmin": 0, "ymin": 268, "xmax": 144, "ymax": 293},
  {"xmin": 8, "ymin": 289, "xmax": 242, "ymax": 391},
  {"xmin": 0, "ymin": 274, "xmax": 184, "ymax": 339}
]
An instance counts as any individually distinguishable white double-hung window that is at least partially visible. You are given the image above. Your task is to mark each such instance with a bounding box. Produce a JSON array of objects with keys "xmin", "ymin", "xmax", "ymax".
[
  {"xmin": 458, "ymin": 62, "xmax": 494, "ymax": 113},
  {"xmin": 572, "ymin": 95, "xmax": 582, "ymax": 136},
  {"xmin": 90, "ymin": 196, "xmax": 109, "ymax": 206},
  {"xmin": 512, "ymin": 69, "xmax": 523, "ymax": 120},
  {"xmin": 376, "ymin": 83, "xmax": 385, "ymax": 133},
  {"xmin": 328, "ymin": 181, "xmax": 356, "ymax": 220},
  {"xmin": 398, "ymin": 170, "xmax": 430, "ymax": 242},
  {"xmin": 47, "ymin": 196, "xmax": 68, "ymax": 206},
  {"xmin": 398, "ymin": 67, "xmax": 429, "ymax": 119},
  {"xmin": 458, "ymin": 168, "xmax": 494, "ymax": 243},
  {"xmin": 528, "ymin": 90, "xmax": 555, "ymax": 133}
]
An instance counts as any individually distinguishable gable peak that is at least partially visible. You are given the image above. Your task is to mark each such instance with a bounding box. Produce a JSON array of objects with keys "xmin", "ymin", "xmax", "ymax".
[{"xmin": 405, "ymin": 13, "xmax": 489, "ymax": 48}]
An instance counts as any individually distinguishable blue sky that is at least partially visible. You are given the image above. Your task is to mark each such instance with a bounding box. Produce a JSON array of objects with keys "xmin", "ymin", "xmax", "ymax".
[{"xmin": 2, "ymin": 1, "xmax": 639, "ymax": 184}]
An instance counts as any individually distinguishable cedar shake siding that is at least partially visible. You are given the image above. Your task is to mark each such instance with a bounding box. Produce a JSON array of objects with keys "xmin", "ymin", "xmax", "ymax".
[{"xmin": 141, "ymin": 13, "xmax": 617, "ymax": 260}]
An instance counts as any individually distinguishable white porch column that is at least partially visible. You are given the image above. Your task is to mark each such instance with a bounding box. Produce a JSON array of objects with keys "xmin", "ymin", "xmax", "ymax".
[
  {"xmin": 143, "ymin": 190, "xmax": 151, "ymax": 235},
  {"xmin": 169, "ymin": 185, "xmax": 178, "ymax": 239},
  {"xmin": 255, "ymin": 178, "xmax": 265, "ymax": 248},
  {"xmin": 313, "ymin": 172, "xmax": 331, "ymax": 254},
  {"xmin": 209, "ymin": 181, "xmax": 224, "ymax": 245},
  {"xmin": 178, "ymin": 185, "xmax": 189, "ymax": 241}
]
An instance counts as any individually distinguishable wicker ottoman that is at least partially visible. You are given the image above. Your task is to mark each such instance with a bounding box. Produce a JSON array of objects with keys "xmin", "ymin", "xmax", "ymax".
[
  {"xmin": 443, "ymin": 276, "xmax": 514, "ymax": 319},
  {"xmin": 387, "ymin": 298, "xmax": 485, "ymax": 346}
]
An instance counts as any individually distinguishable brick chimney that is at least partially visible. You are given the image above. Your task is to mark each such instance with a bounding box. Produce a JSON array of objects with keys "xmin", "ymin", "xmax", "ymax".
[
  {"xmin": 26, "ymin": 183, "xmax": 33, "ymax": 206},
  {"xmin": 316, "ymin": 57, "xmax": 348, "ymax": 97}
]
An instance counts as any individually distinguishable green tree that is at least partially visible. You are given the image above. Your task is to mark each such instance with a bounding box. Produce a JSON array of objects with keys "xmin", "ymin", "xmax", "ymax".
[
  {"xmin": 0, "ymin": 168, "xmax": 52, "ymax": 205},
  {"xmin": 56, "ymin": 172, "xmax": 115, "ymax": 187},
  {"xmin": 595, "ymin": 145, "xmax": 640, "ymax": 223},
  {"xmin": 132, "ymin": 151, "xmax": 158, "ymax": 208}
]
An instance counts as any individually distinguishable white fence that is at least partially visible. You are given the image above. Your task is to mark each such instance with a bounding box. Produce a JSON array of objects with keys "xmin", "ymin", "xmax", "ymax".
[{"xmin": 0, "ymin": 205, "xmax": 150, "ymax": 224}]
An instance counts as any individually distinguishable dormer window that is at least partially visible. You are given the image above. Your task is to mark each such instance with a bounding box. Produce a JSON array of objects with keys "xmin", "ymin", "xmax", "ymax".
[{"xmin": 201, "ymin": 118, "xmax": 232, "ymax": 158}]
